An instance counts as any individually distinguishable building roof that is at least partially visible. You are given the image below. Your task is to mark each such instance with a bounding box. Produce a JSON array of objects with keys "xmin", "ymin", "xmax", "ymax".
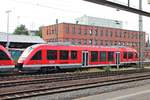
[
  {"xmin": 0, "ymin": 33, "xmax": 46, "ymax": 43},
  {"xmin": 76, "ymin": 15, "xmax": 123, "ymax": 28}
]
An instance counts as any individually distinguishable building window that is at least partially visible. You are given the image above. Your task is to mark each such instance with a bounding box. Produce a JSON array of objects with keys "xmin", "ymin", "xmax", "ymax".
[
  {"xmin": 128, "ymin": 33, "xmax": 130, "ymax": 38},
  {"xmin": 55, "ymin": 25, "xmax": 58, "ymax": 34},
  {"xmin": 118, "ymin": 41, "xmax": 121, "ymax": 45},
  {"xmin": 110, "ymin": 41, "xmax": 113, "ymax": 45},
  {"xmin": 72, "ymin": 39, "xmax": 75, "ymax": 44},
  {"xmin": 110, "ymin": 31, "xmax": 113, "ymax": 37},
  {"xmin": 115, "ymin": 31, "xmax": 118, "ymax": 37},
  {"xmin": 100, "ymin": 40, "xmax": 103, "ymax": 45},
  {"xmin": 119, "ymin": 32, "xmax": 122, "ymax": 37},
  {"xmin": 100, "ymin": 30, "xmax": 103, "ymax": 36},
  {"xmin": 46, "ymin": 29, "xmax": 49, "ymax": 35},
  {"xmin": 89, "ymin": 29, "xmax": 92, "ymax": 35},
  {"xmin": 106, "ymin": 30, "xmax": 108, "ymax": 37},
  {"xmin": 84, "ymin": 39, "xmax": 87, "ymax": 45},
  {"xmin": 72, "ymin": 26, "xmax": 75, "ymax": 34},
  {"xmin": 105, "ymin": 40, "xmax": 108, "ymax": 46},
  {"xmin": 94, "ymin": 29, "xmax": 98, "ymax": 36},
  {"xmin": 78, "ymin": 26, "xmax": 81, "ymax": 34},
  {"xmin": 114, "ymin": 41, "xmax": 117, "ymax": 45},
  {"xmin": 78, "ymin": 39, "xmax": 81, "ymax": 45},
  {"xmin": 124, "ymin": 32, "xmax": 126, "ymax": 38},
  {"xmin": 66, "ymin": 24, "xmax": 69, "ymax": 33},
  {"xmin": 135, "ymin": 34, "xmax": 138, "ymax": 39},
  {"xmin": 65, "ymin": 38, "xmax": 69, "ymax": 42},
  {"xmin": 84, "ymin": 29, "xmax": 87, "ymax": 35},
  {"xmin": 94, "ymin": 40, "xmax": 98, "ymax": 45},
  {"xmin": 52, "ymin": 29, "xmax": 54, "ymax": 34},
  {"xmin": 132, "ymin": 33, "xmax": 134, "ymax": 38},
  {"xmin": 89, "ymin": 39, "xmax": 92, "ymax": 45}
]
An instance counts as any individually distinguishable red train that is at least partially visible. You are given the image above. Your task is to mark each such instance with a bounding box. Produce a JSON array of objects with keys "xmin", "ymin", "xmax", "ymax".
[
  {"xmin": 0, "ymin": 45, "xmax": 14, "ymax": 72},
  {"xmin": 17, "ymin": 44, "xmax": 138, "ymax": 72}
]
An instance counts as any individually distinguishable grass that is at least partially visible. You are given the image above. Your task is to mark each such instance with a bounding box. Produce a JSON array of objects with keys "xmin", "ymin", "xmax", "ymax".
[{"xmin": 74, "ymin": 66, "xmax": 141, "ymax": 73}]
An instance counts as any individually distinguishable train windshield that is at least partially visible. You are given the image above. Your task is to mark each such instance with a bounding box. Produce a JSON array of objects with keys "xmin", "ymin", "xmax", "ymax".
[{"xmin": 20, "ymin": 46, "xmax": 34, "ymax": 59}]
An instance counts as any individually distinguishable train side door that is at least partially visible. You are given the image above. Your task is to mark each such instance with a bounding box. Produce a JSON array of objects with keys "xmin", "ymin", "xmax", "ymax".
[
  {"xmin": 116, "ymin": 52, "xmax": 120, "ymax": 69},
  {"xmin": 82, "ymin": 51, "xmax": 89, "ymax": 67}
]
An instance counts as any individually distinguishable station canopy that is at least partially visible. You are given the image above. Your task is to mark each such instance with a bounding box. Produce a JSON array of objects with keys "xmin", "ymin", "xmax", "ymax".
[{"xmin": 0, "ymin": 33, "xmax": 45, "ymax": 43}]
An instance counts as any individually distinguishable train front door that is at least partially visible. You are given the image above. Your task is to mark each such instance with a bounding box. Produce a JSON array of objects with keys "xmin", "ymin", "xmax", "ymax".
[
  {"xmin": 116, "ymin": 52, "xmax": 120, "ymax": 69},
  {"xmin": 82, "ymin": 51, "xmax": 88, "ymax": 67}
]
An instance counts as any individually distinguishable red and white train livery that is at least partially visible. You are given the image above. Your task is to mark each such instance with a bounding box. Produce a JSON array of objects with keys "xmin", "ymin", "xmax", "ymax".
[
  {"xmin": 0, "ymin": 45, "xmax": 14, "ymax": 72},
  {"xmin": 17, "ymin": 44, "xmax": 138, "ymax": 71}
]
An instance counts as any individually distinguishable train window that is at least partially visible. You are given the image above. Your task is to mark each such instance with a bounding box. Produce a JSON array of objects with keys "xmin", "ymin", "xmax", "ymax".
[
  {"xmin": 71, "ymin": 51, "xmax": 77, "ymax": 60},
  {"xmin": 60, "ymin": 50, "xmax": 68, "ymax": 60},
  {"xmin": 108, "ymin": 52, "xmax": 114, "ymax": 61},
  {"xmin": 0, "ymin": 50, "xmax": 10, "ymax": 60},
  {"xmin": 123, "ymin": 52, "xmax": 127, "ymax": 59},
  {"xmin": 91, "ymin": 51, "xmax": 98, "ymax": 62},
  {"xmin": 47, "ymin": 50, "xmax": 57, "ymax": 60},
  {"xmin": 31, "ymin": 50, "xmax": 42, "ymax": 60},
  {"xmin": 128, "ymin": 52, "xmax": 133, "ymax": 59},
  {"xmin": 100, "ymin": 51, "xmax": 106, "ymax": 62}
]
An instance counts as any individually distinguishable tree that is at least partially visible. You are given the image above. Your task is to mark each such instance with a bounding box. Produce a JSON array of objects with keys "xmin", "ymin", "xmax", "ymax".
[
  {"xmin": 13, "ymin": 24, "xmax": 29, "ymax": 35},
  {"xmin": 35, "ymin": 26, "xmax": 42, "ymax": 38}
]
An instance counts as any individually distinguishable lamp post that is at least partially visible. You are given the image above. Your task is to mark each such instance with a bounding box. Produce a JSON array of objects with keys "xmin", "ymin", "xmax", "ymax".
[
  {"xmin": 56, "ymin": 19, "xmax": 58, "ymax": 42},
  {"xmin": 139, "ymin": 0, "xmax": 143, "ymax": 68},
  {"xmin": 6, "ymin": 10, "xmax": 11, "ymax": 50}
]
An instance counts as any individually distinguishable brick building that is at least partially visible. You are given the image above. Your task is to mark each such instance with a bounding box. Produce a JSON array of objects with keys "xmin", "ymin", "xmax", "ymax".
[
  {"xmin": 42, "ymin": 23, "xmax": 145, "ymax": 48},
  {"xmin": 41, "ymin": 23, "xmax": 149, "ymax": 58}
]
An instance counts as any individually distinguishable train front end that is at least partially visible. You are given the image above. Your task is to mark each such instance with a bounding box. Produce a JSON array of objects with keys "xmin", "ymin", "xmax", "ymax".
[
  {"xmin": 0, "ymin": 45, "xmax": 15, "ymax": 72},
  {"xmin": 17, "ymin": 46, "xmax": 34, "ymax": 71}
]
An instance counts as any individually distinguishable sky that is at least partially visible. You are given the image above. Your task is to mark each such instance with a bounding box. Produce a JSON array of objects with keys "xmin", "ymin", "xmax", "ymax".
[{"xmin": 0, "ymin": 0, "xmax": 150, "ymax": 39}]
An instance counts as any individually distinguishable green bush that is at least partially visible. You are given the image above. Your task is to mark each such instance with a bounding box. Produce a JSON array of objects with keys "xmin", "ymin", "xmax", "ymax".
[{"xmin": 104, "ymin": 66, "xmax": 111, "ymax": 72}]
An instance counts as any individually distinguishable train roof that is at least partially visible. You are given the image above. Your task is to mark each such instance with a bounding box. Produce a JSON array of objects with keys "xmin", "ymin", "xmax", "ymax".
[{"xmin": 28, "ymin": 43, "xmax": 137, "ymax": 52}]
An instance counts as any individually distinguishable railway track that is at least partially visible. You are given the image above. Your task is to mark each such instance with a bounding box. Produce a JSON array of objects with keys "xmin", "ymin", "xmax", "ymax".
[
  {"xmin": 1, "ymin": 69, "xmax": 150, "ymax": 99},
  {"xmin": 0, "ymin": 68, "xmax": 149, "ymax": 81},
  {"xmin": 0, "ymin": 69, "xmax": 149, "ymax": 88}
]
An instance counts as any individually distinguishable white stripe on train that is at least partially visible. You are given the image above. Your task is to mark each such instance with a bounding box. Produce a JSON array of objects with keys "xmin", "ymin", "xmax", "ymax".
[
  {"xmin": 22, "ymin": 61, "xmax": 138, "ymax": 69},
  {"xmin": 0, "ymin": 65, "xmax": 14, "ymax": 69}
]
